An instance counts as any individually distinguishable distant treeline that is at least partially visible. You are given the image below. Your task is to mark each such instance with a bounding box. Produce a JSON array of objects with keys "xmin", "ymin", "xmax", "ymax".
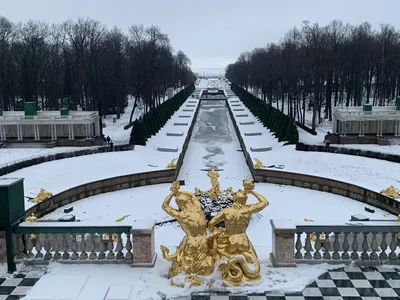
[
  {"xmin": 0, "ymin": 16, "xmax": 195, "ymax": 123},
  {"xmin": 226, "ymin": 20, "xmax": 400, "ymax": 130}
]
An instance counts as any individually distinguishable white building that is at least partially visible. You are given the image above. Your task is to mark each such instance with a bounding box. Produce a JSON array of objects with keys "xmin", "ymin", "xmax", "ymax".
[
  {"xmin": 0, "ymin": 110, "xmax": 101, "ymax": 141},
  {"xmin": 332, "ymin": 105, "xmax": 400, "ymax": 137}
]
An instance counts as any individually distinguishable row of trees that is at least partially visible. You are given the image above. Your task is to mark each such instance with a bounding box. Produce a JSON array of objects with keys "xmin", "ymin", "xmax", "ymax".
[
  {"xmin": 231, "ymin": 83, "xmax": 299, "ymax": 144},
  {"xmin": 130, "ymin": 84, "xmax": 195, "ymax": 145},
  {"xmin": 226, "ymin": 20, "xmax": 400, "ymax": 130},
  {"xmin": 0, "ymin": 16, "xmax": 195, "ymax": 123}
]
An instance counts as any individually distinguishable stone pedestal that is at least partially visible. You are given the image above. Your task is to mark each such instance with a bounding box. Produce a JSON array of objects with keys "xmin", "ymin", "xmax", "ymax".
[
  {"xmin": 270, "ymin": 219, "xmax": 297, "ymax": 268},
  {"xmin": 131, "ymin": 220, "xmax": 157, "ymax": 267}
]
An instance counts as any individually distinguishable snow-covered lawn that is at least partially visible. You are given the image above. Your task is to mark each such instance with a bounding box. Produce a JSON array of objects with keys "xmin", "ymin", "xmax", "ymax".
[
  {"xmin": 0, "ymin": 147, "xmax": 93, "ymax": 169},
  {"xmin": 227, "ymin": 98, "xmax": 400, "ymax": 193},
  {"xmin": 24, "ymin": 260, "xmax": 338, "ymax": 300},
  {"xmin": 1, "ymin": 98, "xmax": 199, "ymax": 210}
]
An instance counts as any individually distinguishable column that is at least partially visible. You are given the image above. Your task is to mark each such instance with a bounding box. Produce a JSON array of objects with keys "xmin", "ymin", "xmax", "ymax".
[
  {"xmin": 85, "ymin": 124, "xmax": 89, "ymax": 139},
  {"xmin": 68, "ymin": 124, "xmax": 74, "ymax": 140},
  {"xmin": 71, "ymin": 124, "xmax": 74, "ymax": 140},
  {"xmin": 376, "ymin": 120, "xmax": 380, "ymax": 137},
  {"xmin": 343, "ymin": 121, "xmax": 347, "ymax": 136},
  {"xmin": 380, "ymin": 120, "xmax": 384, "ymax": 136},
  {"xmin": 0, "ymin": 125, "xmax": 4, "ymax": 140},
  {"xmin": 395, "ymin": 120, "xmax": 400, "ymax": 137},
  {"xmin": 50, "ymin": 124, "xmax": 54, "ymax": 140},
  {"xmin": 361, "ymin": 120, "xmax": 365, "ymax": 136},
  {"xmin": 270, "ymin": 219, "xmax": 297, "ymax": 268},
  {"xmin": 53, "ymin": 124, "xmax": 57, "ymax": 140},
  {"xmin": 358, "ymin": 120, "xmax": 363, "ymax": 137},
  {"xmin": 16, "ymin": 124, "xmax": 23, "ymax": 140},
  {"xmin": 33, "ymin": 125, "xmax": 39, "ymax": 140},
  {"xmin": 35, "ymin": 125, "xmax": 40, "ymax": 140}
]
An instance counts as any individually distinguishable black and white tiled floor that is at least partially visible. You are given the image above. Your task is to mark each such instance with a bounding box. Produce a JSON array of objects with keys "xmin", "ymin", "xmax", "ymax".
[
  {"xmin": 190, "ymin": 266, "xmax": 400, "ymax": 300},
  {"xmin": 0, "ymin": 271, "xmax": 42, "ymax": 300},
  {"xmin": 2, "ymin": 266, "xmax": 400, "ymax": 299}
]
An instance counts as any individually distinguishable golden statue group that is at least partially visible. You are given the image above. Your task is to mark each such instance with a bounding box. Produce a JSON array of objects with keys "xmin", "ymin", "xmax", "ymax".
[{"xmin": 160, "ymin": 167, "xmax": 269, "ymax": 288}]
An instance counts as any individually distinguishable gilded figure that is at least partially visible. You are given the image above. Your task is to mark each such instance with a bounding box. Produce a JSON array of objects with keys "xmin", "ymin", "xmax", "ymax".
[
  {"xmin": 208, "ymin": 180, "xmax": 269, "ymax": 286},
  {"xmin": 166, "ymin": 158, "xmax": 177, "ymax": 169},
  {"xmin": 381, "ymin": 185, "xmax": 400, "ymax": 199},
  {"xmin": 160, "ymin": 181, "xmax": 217, "ymax": 287},
  {"xmin": 207, "ymin": 167, "xmax": 222, "ymax": 200},
  {"xmin": 253, "ymin": 158, "xmax": 265, "ymax": 169}
]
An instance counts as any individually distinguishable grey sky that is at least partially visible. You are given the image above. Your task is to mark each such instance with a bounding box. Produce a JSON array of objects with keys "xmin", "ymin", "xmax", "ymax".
[{"xmin": 2, "ymin": 0, "xmax": 400, "ymax": 71}]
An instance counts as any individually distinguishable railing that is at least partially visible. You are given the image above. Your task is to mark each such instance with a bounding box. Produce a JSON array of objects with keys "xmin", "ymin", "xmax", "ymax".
[
  {"xmin": 271, "ymin": 219, "xmax": 400, "ymax": 267},
  {"xmin": 295, "ymin": 221, "xmax": 400, "ymax": 264},
  {"xmin": 13, "ymin": 223, "xmax": 133, "ymax": 264},
  {"xmin": 333, "ymin": 106, "xmax": 400, "ymax": 118}
]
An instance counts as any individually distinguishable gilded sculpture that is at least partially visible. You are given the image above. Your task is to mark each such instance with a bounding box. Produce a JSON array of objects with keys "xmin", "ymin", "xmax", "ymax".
[
  {"xmin": 208, "ymin": 180, "xmax": 269, "ymax": 285},
  {"xmin": 166, "ymin": 158, "xmax": 177, "ymax": 169},
  {"xmin": 25, "ymin": 213, "xmax": 38, "ymax": 240},
  {"xmin": 253, "ymin": 158, "xmax": 265, "ymax": 169},
  {"xmin": 160, "ymin": 181, "xmax": 217, "ymax": 287},
  {"xmin": 30, "ymin": 188, "xmax": 53, "ymax": 203},
  {"xmin": 207, "ymin": 166, "xmax": 222, "ymax": 200},
  {"xmin": 161, "ymin": 178, "xmax": 269, "ymax": 287},
  {"xmin": 103, "ymin": 215, "xmax": 131, "ymax": 242},
  {"xmin": 380, "ymin": 185, "xmax": 400, "ymax": 199}
]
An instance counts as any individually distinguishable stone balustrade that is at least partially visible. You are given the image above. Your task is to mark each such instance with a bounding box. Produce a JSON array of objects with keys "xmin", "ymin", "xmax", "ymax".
[
  {"xmin": 271, "ymin": 219, "xmax": 400, "ymax": 267},
  {"xmin": 12, "ymin": 220, "xmax": 156, "ymax": 266}
]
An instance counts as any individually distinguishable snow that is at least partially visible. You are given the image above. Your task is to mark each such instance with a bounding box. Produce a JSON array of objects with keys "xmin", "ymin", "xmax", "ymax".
[
  {"xmin": 227, "ymin": 98, "xmax": 400, "ymax": 193},
  {"xmin": 22, "ymin": 257, "xmax": 340, "ymax": 300},
  {"xmin": 1, "ymin": 98, "xmax": 199, "ymax": 211},
  {"xmin": 9, "ymin": 81, "xmax": 400, "ymax": 299},
  {"xmin": 0, "ymin": 147, "xmax": 94, "ymax": 169},
  {"xmin": 25, "ymin": 274, "xmax": 88, "ymax": 300},
  {"xmin": 0, "ymin": 177, "xmax": 23, "ymax": 186}
]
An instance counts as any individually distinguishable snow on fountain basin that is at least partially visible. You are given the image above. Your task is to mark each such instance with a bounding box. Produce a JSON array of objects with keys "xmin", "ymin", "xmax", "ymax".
[{"xmin": 33, "ymin": 182, "xmax": 396, "ymax": 299}]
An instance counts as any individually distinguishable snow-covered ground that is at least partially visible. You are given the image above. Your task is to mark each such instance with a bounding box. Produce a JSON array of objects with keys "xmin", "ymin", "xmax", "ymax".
[
  {"xmin": 227, "ymin": 98, "xmax": 400, "ymax": 193},
  {"xmin": 7, "ymin": 80, "xmax": 400, "ymax": 299},
  {"xmin": 0, "ymin": 147, "xmax": 93, "ymax": 168},
  {"xmin": 24, "ymin": 261, "xmax": 339, "ymax": 300},
  {"xmin": 2, "ymin": 97, "xmax": 199, "ymax": 210}
]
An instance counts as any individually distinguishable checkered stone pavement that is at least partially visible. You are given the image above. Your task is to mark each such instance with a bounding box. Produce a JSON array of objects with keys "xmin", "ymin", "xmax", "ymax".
[
  {"xmin": 3, "ymin": 266, "xmax": 400, "ymax": 299},
  {"xmin": 190, "ymin": 266, "xmax": 400, "ymax": 300},
  {"xmin": 0, "ymin": 270, "xmax": 44, "ymax": 300}
]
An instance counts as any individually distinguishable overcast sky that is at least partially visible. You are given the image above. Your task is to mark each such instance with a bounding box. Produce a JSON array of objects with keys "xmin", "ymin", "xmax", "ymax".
[{"xmin": 2, "ymin": 0, "xmax": 400, "ymax": 71}]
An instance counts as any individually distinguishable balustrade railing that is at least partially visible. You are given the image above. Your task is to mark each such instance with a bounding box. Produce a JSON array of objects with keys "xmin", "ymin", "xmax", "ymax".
[
  {"xmin": 13, "ymin": 223, "xmax": 133, "ymax": 264},
  {"xmin": 295, "ymin": 221, "xmax": 400, "ymax": 265}
]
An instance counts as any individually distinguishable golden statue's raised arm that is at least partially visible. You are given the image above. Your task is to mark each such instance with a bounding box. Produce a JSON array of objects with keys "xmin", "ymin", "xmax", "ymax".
[
  {"xmin": 162, "ymin": 191, "xmax": 181, "ymax": 219},
  {"xmin": 245, "ymin": 190, "xmax": 269, "ymax": 214}
]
